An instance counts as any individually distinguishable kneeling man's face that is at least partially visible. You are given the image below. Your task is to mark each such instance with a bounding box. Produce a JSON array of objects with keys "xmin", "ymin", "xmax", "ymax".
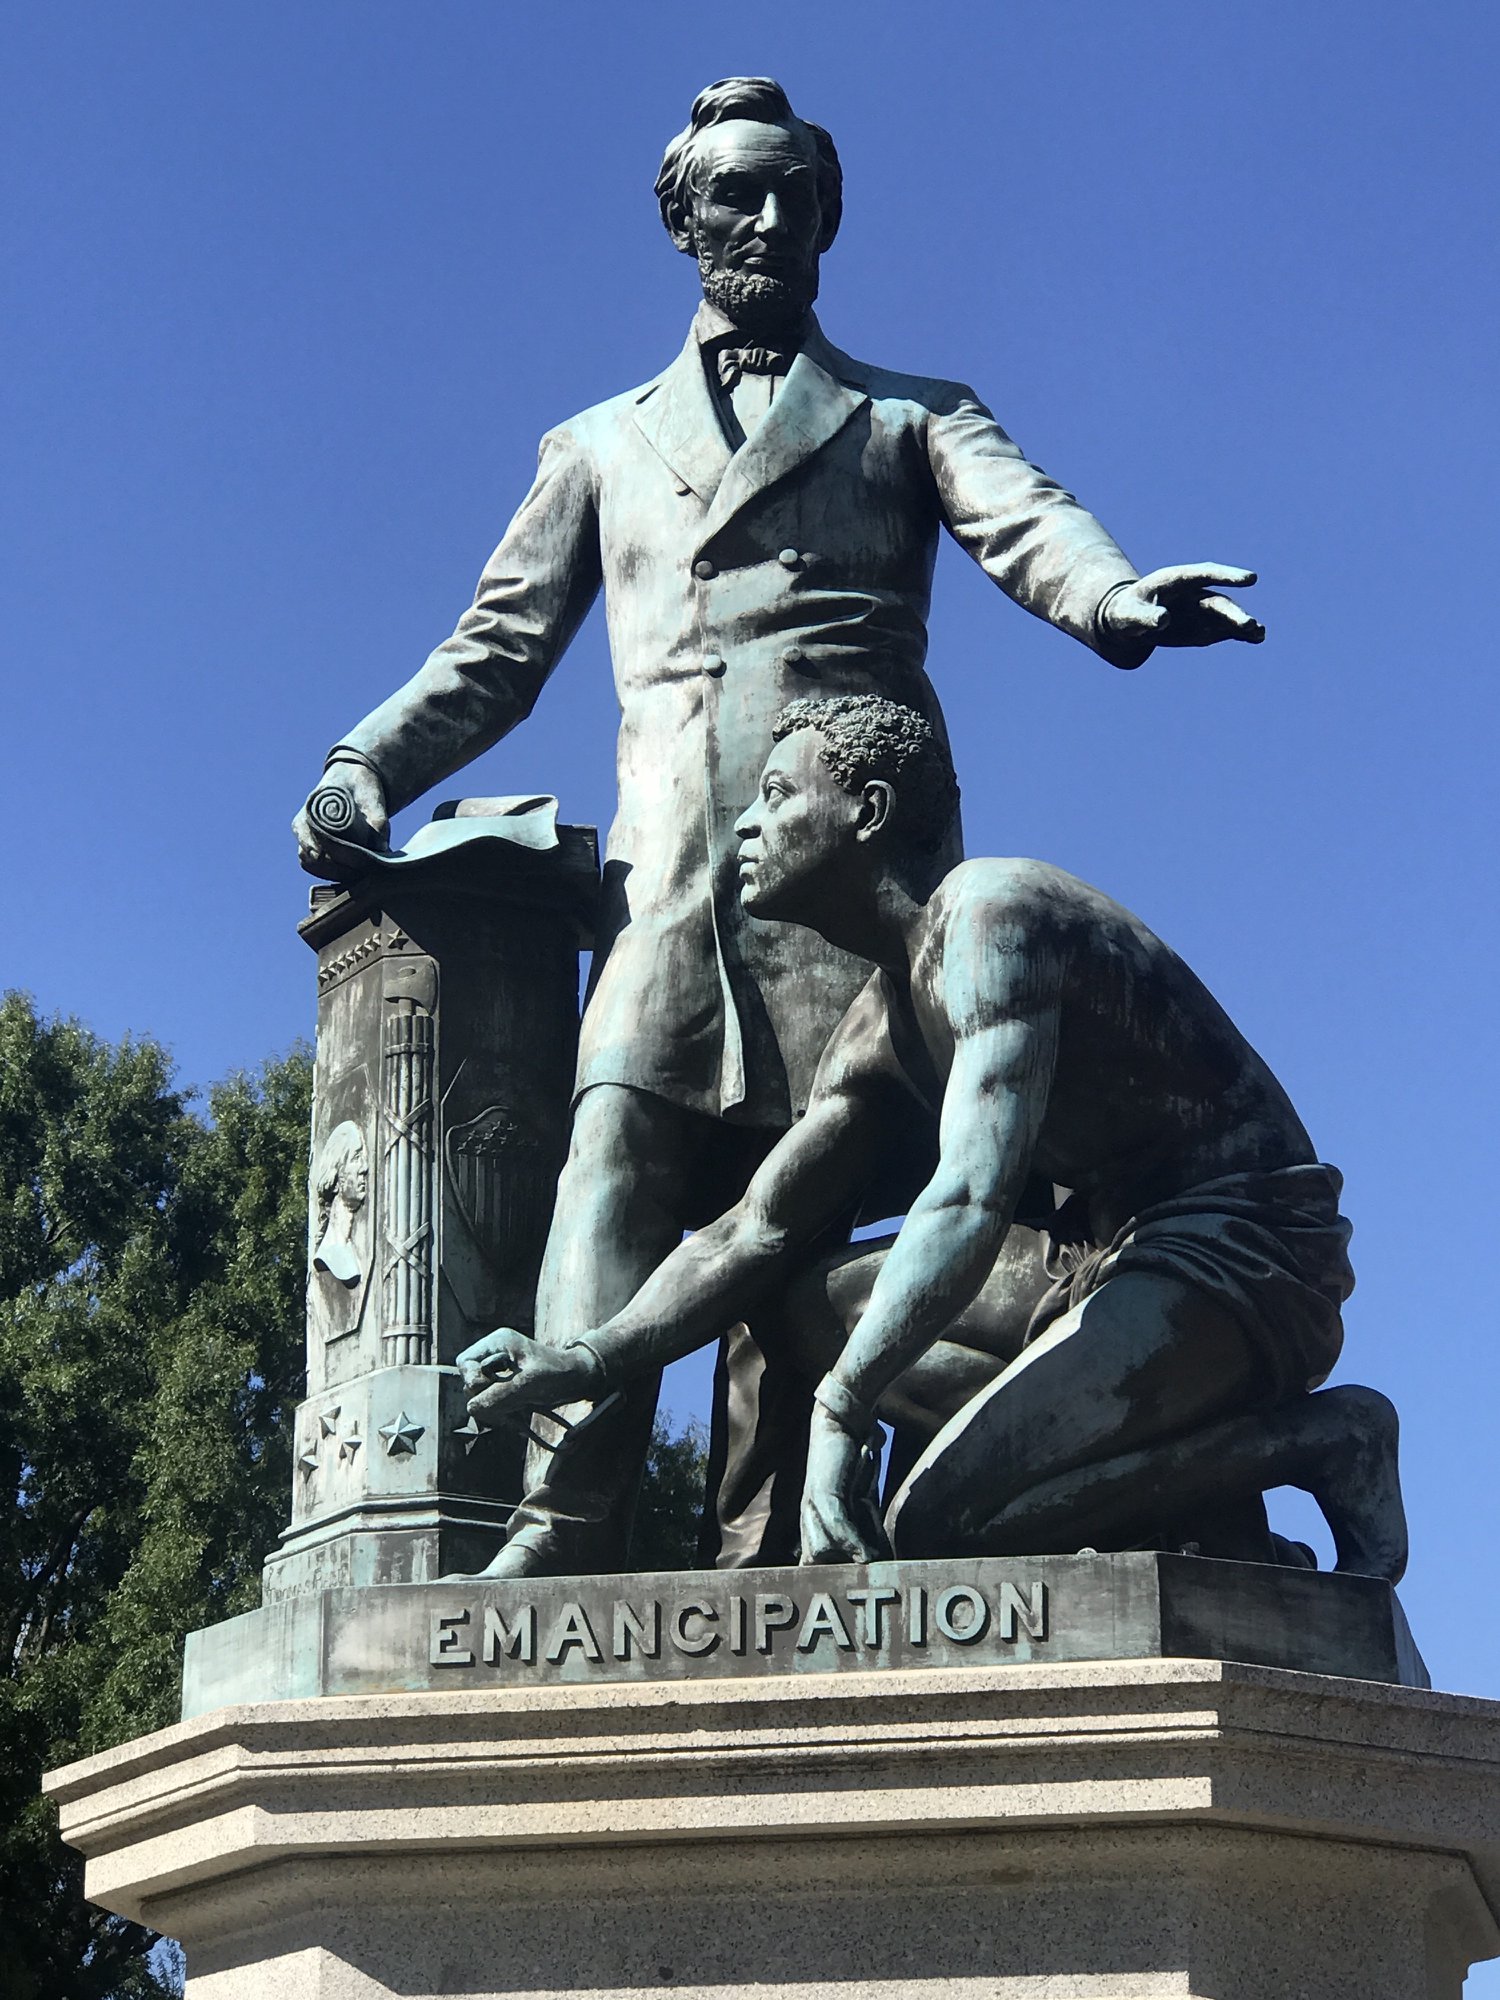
[{"xmin": 735, "ymin": 730, "xmax": 858, "ymax": 923}]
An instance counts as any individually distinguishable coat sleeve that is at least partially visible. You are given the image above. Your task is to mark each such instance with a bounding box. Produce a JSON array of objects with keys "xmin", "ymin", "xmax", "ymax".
[
  {"xmin": 926, "ymin": 389, "xmax": 1151, "ymax": 669},
  {"xmin": 333, "ymin": 423, "xmax": 603, "ymax": 811}
]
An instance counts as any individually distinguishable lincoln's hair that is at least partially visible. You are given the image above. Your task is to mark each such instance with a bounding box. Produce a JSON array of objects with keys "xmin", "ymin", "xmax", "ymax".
[
  {"xmin": 772, "ymin": 696, "xmax": 960, "ymax": 854},
  {"xmin": 655, "ymin": 78, "xmax": 843, "ymax": 249}
]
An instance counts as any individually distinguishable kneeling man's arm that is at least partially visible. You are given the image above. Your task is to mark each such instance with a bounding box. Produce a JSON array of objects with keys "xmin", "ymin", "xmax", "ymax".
[
  {"xmin": 576, "ymin": 1067, "xmax": 887, "ymax": 1386},
  {"xmin": 458, "ymin": 1035, "xmax": 890, "ymax": 1427},
  {"xmin": 819, "ymin": 953, "xmax": 1060, "ymax": 1435},
  {"xmin": 796, "ymin": 934, "xmax": 1061, "ymax": 1562}
]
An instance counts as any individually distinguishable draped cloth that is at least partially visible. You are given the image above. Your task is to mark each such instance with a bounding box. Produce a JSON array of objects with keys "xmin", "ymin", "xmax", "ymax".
[{"xmin": 1026, "ymin": 1163, "xmax": 1354, "ymax": 1402}]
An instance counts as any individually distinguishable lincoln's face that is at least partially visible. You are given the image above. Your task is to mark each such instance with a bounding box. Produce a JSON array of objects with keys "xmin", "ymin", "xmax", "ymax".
[
  {"xmin": 337, "ymin": 1155, "xmax": 369, "ymax": 1210},
  {"xmin": 735, "ymin": 730, "xmax": 857, "ymax": 923},
  {"xmin": 683, "ymin": 119, "xmax": 824, "ymax": 331}
]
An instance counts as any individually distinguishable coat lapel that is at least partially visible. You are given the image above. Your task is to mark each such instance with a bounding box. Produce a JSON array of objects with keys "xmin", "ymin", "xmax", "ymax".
[
  {"xmin": 697, "ymin": 324, "xmax": 870, "ymax": 547},
  {"xmin": 631, "ymin": 328, "xmax": 733, "ymax": 504}
]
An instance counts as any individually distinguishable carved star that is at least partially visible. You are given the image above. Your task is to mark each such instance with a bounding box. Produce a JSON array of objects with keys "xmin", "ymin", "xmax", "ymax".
[
  {"xmin": 379, "ymin": 1411, "xmax": 426, "ymax": 1457},
  {"xmin": 338, "ymin": 1422, "xmax": 362, "ymax": 1462},
  {"xmin": 452, "ymin": 1415, "xmax": 486, "ymax": 1456},
  {"xmin": 298, "ymin": 1446, "xmax": 319, "ymax": 1475},
  {"xmin": 319, "ymin": 1406, "xmax": 341, "ymax": 1438}
]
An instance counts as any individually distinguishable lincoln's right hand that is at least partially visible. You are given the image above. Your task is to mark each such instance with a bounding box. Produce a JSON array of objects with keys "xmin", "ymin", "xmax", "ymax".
[
  {"xmin": 293, "ymin": 756, "xmax": 390, "ymax": 875},
  {"xmin": 456, "ymin": 1328, "xmax": 602, "ymax": 1431}
]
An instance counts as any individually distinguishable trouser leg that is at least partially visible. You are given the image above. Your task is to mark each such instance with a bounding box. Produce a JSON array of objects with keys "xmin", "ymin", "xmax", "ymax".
[
  {"xmin": 722, "ymin": 1222, "xmax": 1052, "ymax": 1559},
  {"xmin": 498, "ymin": 1085, "xmax": 698, "ymax": 1575},
  {"xmin": 700, "ymin": 1320, "xmax": 813, "ymax": 1568},
  {"xmin": 702, "ymin": 1182, "xmax": 886, "ymax": 1568}
]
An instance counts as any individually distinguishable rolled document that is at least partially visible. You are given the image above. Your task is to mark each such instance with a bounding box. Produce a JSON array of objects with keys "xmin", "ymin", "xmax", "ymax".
[
  {"xmin": 301, "ymin": 787, "xmax": 562, "ymax": 883},
  {"xmin": 299, "ymin": 780, "xmax": 390, "ymax": 880},
  {"xmin": 307, "ymin": 784, "xmax": 366, "ymax": 839}
]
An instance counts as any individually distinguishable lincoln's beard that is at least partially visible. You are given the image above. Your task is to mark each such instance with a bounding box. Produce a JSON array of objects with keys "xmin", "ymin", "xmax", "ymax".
[{"xmin": 698, "ymin": 257, "xmax": 818, "ymax": 338}]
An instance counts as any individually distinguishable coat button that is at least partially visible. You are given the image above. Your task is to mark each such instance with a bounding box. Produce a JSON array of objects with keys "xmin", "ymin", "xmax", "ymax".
[
  {"xmin": 674, "ymin": 481, "xmax": 692, "ymax": 497},
  {"xmin": 783, "ymin": 646, "xmax": 809, "ymax": 670},
  {"xmin": 693, "ymin": 558, "xmax": 717, "ymax": 581},
  {"xmin": 778, "ymin": 548, "xmax": 801, "ymax": 569},
  {"xmin": 703, "ymin": 654, "xmax": 726, "ymax": 676}
]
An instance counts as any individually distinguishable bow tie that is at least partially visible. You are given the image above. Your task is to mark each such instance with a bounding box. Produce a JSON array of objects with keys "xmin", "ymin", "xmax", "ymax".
[{"xmin": 716, "ymin": 344, "xmax": 794, "ymax": 389}]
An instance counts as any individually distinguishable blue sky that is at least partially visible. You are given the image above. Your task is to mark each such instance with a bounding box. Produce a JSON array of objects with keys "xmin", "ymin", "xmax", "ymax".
[{"xmin": 5, "ymin": 0, "xmax": 1497, "ymax": 1868}]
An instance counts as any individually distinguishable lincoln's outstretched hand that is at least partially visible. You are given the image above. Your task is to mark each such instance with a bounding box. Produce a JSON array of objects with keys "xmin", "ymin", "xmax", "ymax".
[{"xmin": 1104, "ymin": 564, "xmax": 1264, "ymax": 650}]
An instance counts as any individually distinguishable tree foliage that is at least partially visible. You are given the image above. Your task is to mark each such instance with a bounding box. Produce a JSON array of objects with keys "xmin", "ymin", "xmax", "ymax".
[
  {"xmin": 0, "ymin": 995, "xmax": 311, "ymax": 2000},
  {"xmin": 629, "ymin": 1415, "xmax": 709, "ymax": 1572},
  {"xmin": 0, "ymin": 991, "xmax": 710, "ymax": 1997}
]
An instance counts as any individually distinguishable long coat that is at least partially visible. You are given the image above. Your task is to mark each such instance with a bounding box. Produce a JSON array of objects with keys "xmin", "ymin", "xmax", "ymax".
[{"xmin": 340, "ymin": 311, "xmax": 1144, "ymax": 1128}]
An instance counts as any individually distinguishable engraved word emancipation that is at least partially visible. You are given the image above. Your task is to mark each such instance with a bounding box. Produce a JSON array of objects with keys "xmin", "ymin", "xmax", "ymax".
[{"xmin": 429, "ymin": 1578, "xmax": 1048, "ymax": 1670}]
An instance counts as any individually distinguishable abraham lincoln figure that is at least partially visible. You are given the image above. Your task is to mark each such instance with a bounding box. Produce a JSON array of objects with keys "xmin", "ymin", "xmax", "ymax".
[{"xmin": 295, "ymin": 77, "xmax": 1263, "ymax": 1577}]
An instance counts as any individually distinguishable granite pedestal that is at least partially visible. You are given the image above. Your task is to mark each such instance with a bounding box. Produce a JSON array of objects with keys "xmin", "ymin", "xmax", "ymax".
[{"xmin": 48, "ymin": 1631, "xmax": 1500, "ymax": 1997}]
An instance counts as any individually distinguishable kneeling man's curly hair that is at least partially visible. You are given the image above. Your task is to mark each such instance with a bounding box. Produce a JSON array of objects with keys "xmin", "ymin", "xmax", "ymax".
[{"xmin": 771, "ymin": 696, "xmax": 960, "ymax": 854}]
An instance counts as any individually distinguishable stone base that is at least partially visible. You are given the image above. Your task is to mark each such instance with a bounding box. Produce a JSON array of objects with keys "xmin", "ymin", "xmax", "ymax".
[
  {"xmin": 47, "ymin": 1658, "xmax": 1500, "ymax": 1997},
  {"xmin": 263, "ymin": 1363, "xmax": 521, "ymax": 1600},
  {"xmin": 181, "ymin": 1552, "xmax": 1430, "ymax": 1716}
]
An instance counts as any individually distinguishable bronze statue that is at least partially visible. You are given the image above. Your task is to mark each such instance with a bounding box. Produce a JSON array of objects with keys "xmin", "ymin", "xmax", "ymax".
[
  {"xmin": 295, "ymin": 78, "xmax": 1264, "ymax": 1578},
  {"xmin": 458, "ymin": 696, "xmax": 1406, "ymax": 1581}
]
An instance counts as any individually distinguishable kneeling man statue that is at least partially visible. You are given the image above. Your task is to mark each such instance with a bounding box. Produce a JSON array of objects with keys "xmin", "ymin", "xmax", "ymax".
[{"xmin": 458, "ymin": 695, "xmax": 1407, "ymax": 1581}]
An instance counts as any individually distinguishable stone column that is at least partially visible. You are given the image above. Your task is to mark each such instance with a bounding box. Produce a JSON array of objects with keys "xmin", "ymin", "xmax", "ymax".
[
  {"xmin": 265, "ymin": 824, "xmax": 597, "ymax": 1596},
  {"xmin": 45, "ymin": 1660, "xmax": 1500, "ymax": 1998}
]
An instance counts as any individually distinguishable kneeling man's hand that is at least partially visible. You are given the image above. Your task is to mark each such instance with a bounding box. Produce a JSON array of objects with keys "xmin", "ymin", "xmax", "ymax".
[
  {"xmin": 800, "ymin": 1396, "xmax": 891, "ymax": 1566},
  {"xmin": 456, "ymin": 1328, "xmax": 599, "ymax": 1430}
]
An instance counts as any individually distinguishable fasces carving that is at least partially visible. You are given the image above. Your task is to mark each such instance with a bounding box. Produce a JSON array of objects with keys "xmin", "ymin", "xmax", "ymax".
[{"xmin": 380, "ymin": 959, "xmax": 435, "ymax": 1366}]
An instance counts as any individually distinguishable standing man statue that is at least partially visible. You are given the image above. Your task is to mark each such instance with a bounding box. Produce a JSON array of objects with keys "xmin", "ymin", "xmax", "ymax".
[{"xmin": 294, "ymin": 77, "xmax": 1265, "ymax": 1578}]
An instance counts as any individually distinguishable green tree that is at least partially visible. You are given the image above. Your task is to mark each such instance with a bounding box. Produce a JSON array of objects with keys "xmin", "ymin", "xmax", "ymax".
[
  {"xmin": 0, "ymin": 992, "xmax": 710, "ymax": 1996},
  {"xmin": 628, "ymin": 1415, "xmax": 709, "ymax": 1571},
  {"xmin": 0, "ymin": 995, "xmax": 311, "ymax": 2000}
]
